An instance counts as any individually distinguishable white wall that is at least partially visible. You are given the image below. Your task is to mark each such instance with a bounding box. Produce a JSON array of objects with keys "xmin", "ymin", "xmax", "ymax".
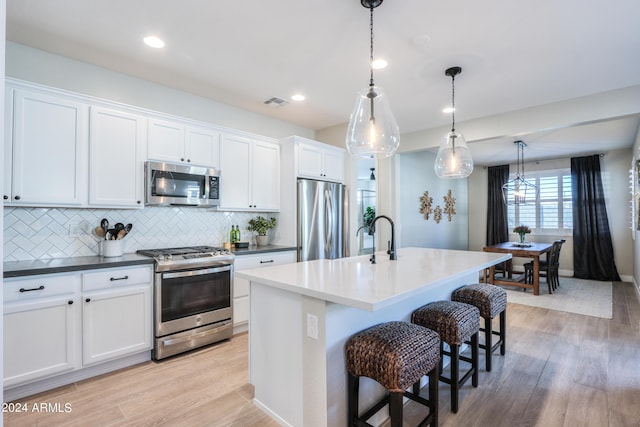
[
  {"xmin": 2, "ymin": 42, "xmax": 316, "ymax": 262},
  {"xmin": 468, "ymin": 148, "xmax": 634, "ymax": 280},
  {"xmin": 1, "ymin": 0, "xmax": 6, "ymax": 415},
  {"xmin": 397, "ymin": 151, "xmax": 468, "ymax": 249},
  {"xmin": 317, "ymin": 92, "xmax": 636, "ymax": 280},
  {"xmin": 632, "ymin": 123, "xmax": 640, "ymax": 294},
  {"xmin": 6, "ymin": 42, "xmax": 314, "ymax": 140}
]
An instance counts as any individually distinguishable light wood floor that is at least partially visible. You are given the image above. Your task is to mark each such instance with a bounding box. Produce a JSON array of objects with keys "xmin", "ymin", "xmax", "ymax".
[{"xmin": 5, "ymin": 281, "xmax": 640, "ymax": 427}]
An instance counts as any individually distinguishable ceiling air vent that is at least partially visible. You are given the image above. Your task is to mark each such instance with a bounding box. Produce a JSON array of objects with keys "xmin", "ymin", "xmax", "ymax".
[{"xmin": 264, "ymin": 97, "xmax": 289, "ymax": 108}]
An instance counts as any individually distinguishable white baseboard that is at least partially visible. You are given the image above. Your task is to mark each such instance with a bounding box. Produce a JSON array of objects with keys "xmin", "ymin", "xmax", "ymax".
[
  {"xmin": 4, "ymin": 351, "xmax": 151, "ymax": 402},
  {"xmin": 253, "ymin": 398, "xmax": 293, "ymax": 427}
]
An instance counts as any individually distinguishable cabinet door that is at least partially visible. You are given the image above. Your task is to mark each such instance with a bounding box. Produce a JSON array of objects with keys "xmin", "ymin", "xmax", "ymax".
[
  {"xmin": 219, "ymin": 134, "xmax": 252, "ymax": 209},
  {"xmin": 186, "ymin": 126, "xmax": 220, "ymax": 168},
  {"xmin": 4, "ymin": 296, "xmax": 80, "ymax": 387},
  {"xmin": 12, "ymin": 90, "xmax": 88, "ymax": 205},
  {"xmin": 251, "ymin": 140, "xmax": 280, "ymax": 211},
  {"xmin": 322, "ymin": 148, "xmax": 345, "ymax": 183},
  {"xmin": 297, "ymin": 143, "xmax": 324, "ymax": 179},
  {"xmin": 89, "ymin": 107, "xmax": 146, "ymax": 208},
  {"xmin": 233, "ymin": 251, "xmax": 296, "ymax": 327},
  {"xmin": 3, "ymin": 88, "xmax": 13, "ymax": 203},
  {"xmin": 147, "ymin": 118, "xmax": 185, "ymax": 163},
  {"xmin": 83, "ymin": 285, "xmax": 152, "ymax": 366}
]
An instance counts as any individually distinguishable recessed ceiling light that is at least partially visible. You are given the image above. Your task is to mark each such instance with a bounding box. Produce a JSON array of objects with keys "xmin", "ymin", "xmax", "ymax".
[
  {"xmin": 372, "ymin": 59, "xmax": 387, "ymax": 69},
  {"xmin": 144, "ymin": 36, "xmax": 165, "ymax": 49},
  {"xmin": 442, "ymin": 107, "xmax": 455, "ymax": 113},
  {"xmin": 291, "ymin": 94, "xmax": 306, "ymax": 102}
]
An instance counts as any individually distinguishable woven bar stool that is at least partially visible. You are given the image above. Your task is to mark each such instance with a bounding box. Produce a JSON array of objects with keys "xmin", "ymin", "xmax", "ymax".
[
  {"xmin": 412, "ymin": 301, "xmax": 479, "ymax": 413},
  {"xmin": 345, "ymin": 321, "xmax": 440, "ymax": 427},
  {"xmin": 452, "ymin": 284, "xmax": 507, "ymax": 372}
]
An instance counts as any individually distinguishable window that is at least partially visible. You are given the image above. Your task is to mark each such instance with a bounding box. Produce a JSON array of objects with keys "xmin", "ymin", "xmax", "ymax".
[{"xmin": 507, "ymin": 168, "xmax": 572, "ymax": 233}]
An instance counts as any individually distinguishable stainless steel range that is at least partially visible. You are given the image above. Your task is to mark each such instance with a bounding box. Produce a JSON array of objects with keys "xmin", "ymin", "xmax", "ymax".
[{"xmin": 137, "ymin": 246, "xmax": 234, "ymax": 360}]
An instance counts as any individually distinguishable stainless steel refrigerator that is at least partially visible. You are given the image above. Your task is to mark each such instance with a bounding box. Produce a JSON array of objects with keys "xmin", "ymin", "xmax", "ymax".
[{"xmin": 297, "ymin": 179, "xmax": 348, "ymax": 261}]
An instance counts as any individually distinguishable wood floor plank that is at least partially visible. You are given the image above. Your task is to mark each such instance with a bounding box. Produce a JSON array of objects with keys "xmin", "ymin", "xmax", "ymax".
[{"xmin": 5, "ymin": 283, "xmax": 640, "ymax": 427}]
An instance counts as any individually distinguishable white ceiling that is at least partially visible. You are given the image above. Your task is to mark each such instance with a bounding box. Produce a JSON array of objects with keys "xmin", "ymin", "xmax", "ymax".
[{"xmin": 6, "ymin": 0, "xmax": 640, "ymax": 165}]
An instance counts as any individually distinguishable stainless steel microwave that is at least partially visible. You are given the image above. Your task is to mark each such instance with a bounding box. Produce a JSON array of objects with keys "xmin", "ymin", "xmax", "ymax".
[{"xmin": 145, "ymin": 161, "xmax": 220, "ymax": 207}]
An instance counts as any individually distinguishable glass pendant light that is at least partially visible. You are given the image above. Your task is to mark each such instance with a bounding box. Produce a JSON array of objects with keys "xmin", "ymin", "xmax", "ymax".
[
  {"xmin": 502, "ymin": 140, "xmax": 538, "ymax": 205},
  {"xmin": 434, "ymin": 66, "xmax": 474, "ymax": 179},
  {"xmin": 346, "ymin": 0, "xmax": 400, "ymax": 159}
]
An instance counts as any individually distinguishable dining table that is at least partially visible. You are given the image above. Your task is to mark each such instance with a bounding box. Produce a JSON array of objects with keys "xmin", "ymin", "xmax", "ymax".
[{"xmin": 482, "ymin": 241, "xmax": 554, "ymax": 295}]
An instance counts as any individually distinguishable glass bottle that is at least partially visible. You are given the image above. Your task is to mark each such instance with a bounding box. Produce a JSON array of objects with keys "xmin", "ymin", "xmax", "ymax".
[
  {"xmin": 235, "ymin": 225, "xmax": 241, "ymax": 242},
  {"xmin": 230, "ymin": 226, "xmax": 235, "ymax": 243}
]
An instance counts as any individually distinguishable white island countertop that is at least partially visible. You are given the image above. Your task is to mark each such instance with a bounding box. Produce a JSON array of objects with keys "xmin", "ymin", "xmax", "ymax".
[{"xmin": 235, "ymin": 247, "xmax": 511, "ymax": 311}]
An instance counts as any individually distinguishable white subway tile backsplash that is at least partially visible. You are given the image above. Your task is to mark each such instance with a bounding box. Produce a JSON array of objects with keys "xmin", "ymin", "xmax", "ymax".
[{"xmin": 3, "ymin": 207, "xmax": 276, "ymax": 261}]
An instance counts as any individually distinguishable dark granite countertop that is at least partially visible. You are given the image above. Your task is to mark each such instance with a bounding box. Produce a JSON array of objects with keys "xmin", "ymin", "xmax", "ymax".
[
  {"xmin": 232, "ymin": 244, "xmax": 297, "ymax": 256},
  {"xmin": 4, "ymin": 254, "xmax": 155, "ymax": 278},
  {"xmin": 3, "ymin": 245, "xmax": 297, "ymax": 278}
]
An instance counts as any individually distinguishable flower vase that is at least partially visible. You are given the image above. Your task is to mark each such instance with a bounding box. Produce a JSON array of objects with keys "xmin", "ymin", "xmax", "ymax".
[{"xmin": 518, "ymin": 233, "xmax": 526, "ymax": 244}]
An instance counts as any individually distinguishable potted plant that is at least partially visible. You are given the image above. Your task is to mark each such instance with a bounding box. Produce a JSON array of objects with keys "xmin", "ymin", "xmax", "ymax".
[
  {"xmin": 362, "ymin": 206, "xmax": 376, "ymax": 235},
  {"xmin": 513, "ymin": 225, "xmax": 531, "ymax": 244},
  {"xmin": 247, "ymin": 216, "xmax": 277, "ymax": 246}
]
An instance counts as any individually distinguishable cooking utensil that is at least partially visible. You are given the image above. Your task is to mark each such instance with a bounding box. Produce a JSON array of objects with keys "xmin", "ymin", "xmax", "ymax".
[
  {"xmin": 116, "ymin": 229, "xmax": 126, "ymax": 240},
  {"xmin": 123, "ymin": 223, "xmax": 133, "ymax": 237},
  {"xmin": 100, "ymin": 218, "xmax": 109, "ymax": 240},
  {"xmin": 95, "ymin": 227, "xmax": 105, "ymax": 238},
  {"xmin": 94, "ymin": 226, "xmax": 105, "ymax": 238},
  {"xmin": 114, "ymin": 223, "xmax": 125, "ymax": 235}
]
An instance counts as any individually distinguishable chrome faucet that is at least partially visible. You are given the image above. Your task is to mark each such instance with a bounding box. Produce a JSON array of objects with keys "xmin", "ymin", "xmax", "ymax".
[{"xmin": 368, "ymin": 215, "xmax": 397, "ymax": 264}]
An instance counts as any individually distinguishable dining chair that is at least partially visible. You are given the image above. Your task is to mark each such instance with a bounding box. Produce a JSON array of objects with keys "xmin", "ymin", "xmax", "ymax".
[{"xmin": 524, "ymin": 239, "xmax": 565, "ymax": 293}]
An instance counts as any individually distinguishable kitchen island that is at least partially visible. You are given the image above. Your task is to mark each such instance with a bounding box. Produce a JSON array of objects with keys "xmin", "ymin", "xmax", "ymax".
[{"xmin": 236, "ymin": 247, "xmax": 511, "ymax": 426}]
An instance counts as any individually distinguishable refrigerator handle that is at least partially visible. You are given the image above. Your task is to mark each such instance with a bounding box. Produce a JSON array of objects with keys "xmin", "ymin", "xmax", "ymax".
[{"xmin": 325, "ymin": 189, "xmax": 333, "ymax": 255}]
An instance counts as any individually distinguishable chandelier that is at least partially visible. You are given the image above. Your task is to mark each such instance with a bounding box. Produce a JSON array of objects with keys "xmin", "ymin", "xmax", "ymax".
[
  {"xmin": 345, "ymin": 0, "xmax": 400, "ymax": 159},
  {"xmin": 502, "ymin": 140, "xmax": 538, "ymax": 205}
]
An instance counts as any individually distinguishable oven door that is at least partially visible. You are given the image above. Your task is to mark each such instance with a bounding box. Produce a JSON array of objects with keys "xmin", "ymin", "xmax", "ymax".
[{"xmin": 155, "ymin": 264, "xmax": 233, "ymax": 337}]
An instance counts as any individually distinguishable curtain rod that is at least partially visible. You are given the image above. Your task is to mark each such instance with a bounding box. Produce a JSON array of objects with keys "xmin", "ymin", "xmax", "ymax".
[{"xmin": 482, "ymin": 152, "xmax": 605, "ymax": 169}]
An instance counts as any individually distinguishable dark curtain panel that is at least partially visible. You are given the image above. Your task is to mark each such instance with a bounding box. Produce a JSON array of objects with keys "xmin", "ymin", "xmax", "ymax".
[
  {"xmin": 486, "ymin": 165, "xmax": 510, "ymax": 245},
  {"xmin": 571, "ymin": 155, "xmax": 621, "ymax": 281}
]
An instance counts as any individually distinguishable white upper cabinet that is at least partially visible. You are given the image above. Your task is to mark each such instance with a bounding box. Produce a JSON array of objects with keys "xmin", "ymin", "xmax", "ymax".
[
  {"xmin": 148, "ymin": 118, "xmax": 220, "ymax": 168},
  {"xmin": 219, "ymin": 133, "xmax": 280, "ymax": 211},
  {"xmin": 3, "ymin": 88, "xmax": 14, "ymax": 203},
  {"xmin": 288, "ymin": 136, "xmax": 346, "ymax": 183},
  {"xmin": 8, "ymin": 88, "xmax": 89, "ymax": 206},
  {"xmin": 186, "ymin": 126, "xmax": 221, "ymax": 168},
  {"xmin": 251, "ymin": 140, "xmax": 280, "ymax": 211},
  {"xmin": 89, "ymin": 107, "xmax": 146, "ymax": 208}
]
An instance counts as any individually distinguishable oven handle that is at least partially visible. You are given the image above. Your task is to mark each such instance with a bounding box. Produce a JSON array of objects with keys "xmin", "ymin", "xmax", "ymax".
[
  {"xmin": 162, "ymin": 265, "xmax": 232, "ymax": 279},
  {"xmin": 161, "ymin": 323, "xmax": 230, "ymax": 346}
]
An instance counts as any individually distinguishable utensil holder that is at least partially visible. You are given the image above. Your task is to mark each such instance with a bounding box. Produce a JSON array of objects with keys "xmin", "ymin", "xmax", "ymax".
[{"xmin": 102, "ymin": 240, "xmax": 123, "ymax": 257}]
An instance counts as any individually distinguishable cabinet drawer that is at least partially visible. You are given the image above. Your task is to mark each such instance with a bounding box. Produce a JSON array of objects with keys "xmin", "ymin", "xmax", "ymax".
[
  {"xmin": 82, "ymin": 265, "xmax": 153, "ymax": 292},
  {"xmin": 234, "ymin": 251, "xmax": 296, "ymax": 271},
  {"xmin": 4, "ymin": 273, "xmax": 79, "ymax": 303}
]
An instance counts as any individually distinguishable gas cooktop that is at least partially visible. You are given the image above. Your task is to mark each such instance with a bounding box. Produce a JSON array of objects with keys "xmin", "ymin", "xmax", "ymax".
[{"xmin": 137, "ymin": 246, "xmax": 234, "ymax": 271}]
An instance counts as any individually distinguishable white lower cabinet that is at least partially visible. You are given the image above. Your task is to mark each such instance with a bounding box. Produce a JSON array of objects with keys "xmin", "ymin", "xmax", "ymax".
[
  {"xmin": 3, "ymin": 265, "xmax": 153, "ymax": 392},
  {"xmin": 3, "ymin": 275, "xmax": 81, "ymax": 387},
  {"xmin": 233, "ymin": 250, "xmax": 296, "ymax": 331},
  {"xmin": 82, "ymin": 285, "xmax": 152, "ymax": 366},
  {"xmin": 82, "ymin": 266, "xmax": 152, "ymax": 365}
]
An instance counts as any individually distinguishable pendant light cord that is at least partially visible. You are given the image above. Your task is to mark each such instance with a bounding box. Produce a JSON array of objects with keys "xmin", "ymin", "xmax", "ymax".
[
  {"xmin": 369, "ymin": 5, "xmax": 374, "ymax": 88},
  {"xmin": 451, "ymin": 74, "xmax": 456, "ymax": 133}
]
